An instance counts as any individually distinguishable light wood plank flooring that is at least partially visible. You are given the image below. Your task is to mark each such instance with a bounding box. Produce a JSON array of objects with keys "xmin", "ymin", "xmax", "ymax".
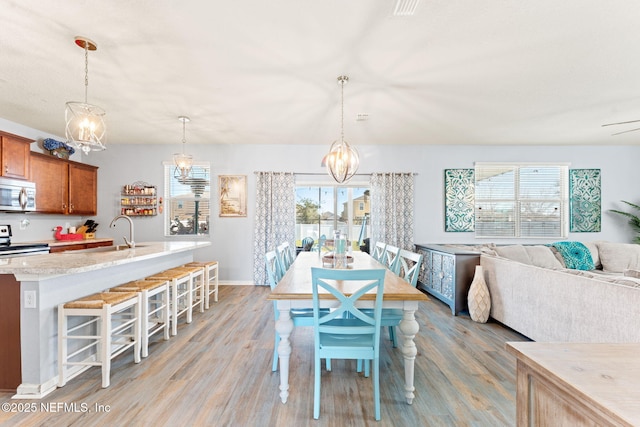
[{"xmin": 0, "ymin": 286, "xmax": 528, "ymax": 426}]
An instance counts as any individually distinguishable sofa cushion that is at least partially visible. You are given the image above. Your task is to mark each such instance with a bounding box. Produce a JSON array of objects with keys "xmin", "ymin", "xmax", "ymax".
[
  {"xmin": 624, "ymin": 269, "xmax": 640, "ymax": 279},
  {"xmin": 549, "ymin": 241, "xmax": 595, "ymax": 270},
  {"xmin": 583, "ymin": 241, "xmax": 602, "ymax": 269},
  {"xmin": 523, "ymin": 245, "xmax": 564, "ymax": 269},
  {"xmin": 494, "ymin": 245, "xmax": 531, "ymax": 264},
  {"xmin": 598, "ymin": 242, "xmax": 640, "ymax": 273}
]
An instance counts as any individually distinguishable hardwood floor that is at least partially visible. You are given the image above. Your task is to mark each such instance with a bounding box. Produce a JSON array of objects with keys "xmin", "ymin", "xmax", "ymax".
[{"xmin": 0, "ymin": 286, "xmax": 528, "ymax": 426}]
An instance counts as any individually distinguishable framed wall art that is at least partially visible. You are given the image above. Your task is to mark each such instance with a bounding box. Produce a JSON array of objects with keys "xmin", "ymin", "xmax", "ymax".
[
  {"xmin": 569, "ymin": 169, "xmax": 601, "ymax": 232},
  {"xmin": 219, "ymin": 175, "xmax": 247, "ymax": 217},
  {"xmin": 444, "ymin": 168, "xmax": 475, "ymax": 232}
]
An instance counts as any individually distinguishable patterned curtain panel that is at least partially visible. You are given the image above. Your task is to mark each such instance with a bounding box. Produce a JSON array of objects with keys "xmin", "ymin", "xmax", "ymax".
[
  {"xmin": 253, "ymin": 172, "xmax": 295, "ymax": 286},
  {"xmin": 370, "ymin": 173, "xmax": 415, "ymax": 251}
]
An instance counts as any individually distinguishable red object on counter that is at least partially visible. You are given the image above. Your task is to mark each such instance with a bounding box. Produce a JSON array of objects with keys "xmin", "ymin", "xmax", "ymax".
[{"xmin": 54, "ymin": 226, "xmax": 84, "ymax": 241}]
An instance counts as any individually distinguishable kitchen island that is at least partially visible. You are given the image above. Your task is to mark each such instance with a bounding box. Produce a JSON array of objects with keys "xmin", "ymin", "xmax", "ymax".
[{"xmin": 0, "ymin": 241, "xmax": 210, "ymax": 398}]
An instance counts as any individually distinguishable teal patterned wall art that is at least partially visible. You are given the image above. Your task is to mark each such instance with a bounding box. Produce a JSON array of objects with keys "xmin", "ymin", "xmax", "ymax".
[
  {"xmin": 569, "ymin": 169, "xmax": 601, "ymax": 232},
  {"xmin": 444, "ymin": 169, "xmax": 475, "ymax": 232}
]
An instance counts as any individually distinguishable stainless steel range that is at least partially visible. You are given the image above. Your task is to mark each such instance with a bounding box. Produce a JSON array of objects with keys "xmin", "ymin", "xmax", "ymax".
[{"xmin": 0, "ymin": 224, "xmax": 49, "ymax": 257}]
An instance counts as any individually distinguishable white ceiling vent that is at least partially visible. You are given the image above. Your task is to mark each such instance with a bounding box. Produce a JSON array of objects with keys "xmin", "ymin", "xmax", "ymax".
[{"xmin": 393, "ymin": 0, "xmax": 420, "ymax": 16}]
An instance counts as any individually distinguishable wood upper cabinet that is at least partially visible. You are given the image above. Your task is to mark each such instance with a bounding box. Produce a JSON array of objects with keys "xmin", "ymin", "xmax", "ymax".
[
  {"xmin": 0, "ymin": 132, "xmax": 32, "ymax": 180},
  {"xmin": 30, "ymin": 152, "xmax": 68, "ymax": 214},
  {"xmin": 30, "ymin": 152, "xmax": 98, "ymax": 215},
  {"xmin": 68, "ymin": 162, "xmax": 97, "ymax": 215}
]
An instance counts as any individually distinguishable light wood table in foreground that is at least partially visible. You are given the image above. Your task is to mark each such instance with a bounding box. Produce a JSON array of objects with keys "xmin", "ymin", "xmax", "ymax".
[
  {"xmin": 506, "ymin": 342, "xmax": 640, "ymax": 427},
  {"xmin": 268, "ymin": 251, "xmax": 428, "ymax": 405}
]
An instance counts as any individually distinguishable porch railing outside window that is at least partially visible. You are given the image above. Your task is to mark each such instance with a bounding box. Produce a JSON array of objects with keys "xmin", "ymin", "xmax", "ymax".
[{"xmin": 163, "ymin": 163, "xmax": 211, "ymax": 236}]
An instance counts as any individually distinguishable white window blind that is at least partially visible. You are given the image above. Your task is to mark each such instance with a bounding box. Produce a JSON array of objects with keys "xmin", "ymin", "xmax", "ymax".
[{"xmin": 474, "ymin": 162, "xmax": 569, "ymax": 238}]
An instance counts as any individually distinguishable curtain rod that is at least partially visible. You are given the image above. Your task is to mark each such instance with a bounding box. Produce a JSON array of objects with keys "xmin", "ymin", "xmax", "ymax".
[{"xmin": 253, "ymin": 172, "xmax": 417, "ymax": 176}]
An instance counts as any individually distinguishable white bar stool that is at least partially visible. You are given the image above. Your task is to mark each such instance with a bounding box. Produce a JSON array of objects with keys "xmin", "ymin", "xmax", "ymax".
[
  {"xmin": 167, "ymin": 266, "xmax": 206, "ymax": 315},
  {"xmin": 110, "ymin": 279, "xmax": 170, "ymax": 358},
  {"xmin": 146, "ymin": 269, "xmax": 192, "ymax": 336},
  {"xmin": 184, "ymin": 261, "xmax": 218, "ymax": 308},
  {"xmin": 58, "ymin": 291, "xmax": 141, "ymax": 388}
]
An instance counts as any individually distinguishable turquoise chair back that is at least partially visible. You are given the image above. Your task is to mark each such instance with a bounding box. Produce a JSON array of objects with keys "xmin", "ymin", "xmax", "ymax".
[
  {"xmin": 383, "ymin": 245, "xmax": 400, "ymax": 270},
  {"xmin": 266, "ymin": 250, "xmax": 328, "ymax": 372},
  {"xmin": 281, "ymin": 241, "xmax": 294, "ymax": 263},
  {"xmin": 393, "ymin": 249, "xmax": 423, "ymax": 287},
  {"xmin": 372, "ymin": 242, "xmax": 386, "ymax": 262},
  {"xmin": 276, "ymin": 243, "xmax": 292, "ymax": 271},
  {"xmin": 265, "ymin": 250, "xmax": 283, "ymax": 289},
  {"xmin": 317, "ymin": 235, "xmax": 326, "ymax": 252},
  {"xmin": 301, "ymin": 237, "xmax": 314, "ymax": 251},
  {"xmin": 310, "ymin": 267, "xmax": 386, "ymax": 420}
]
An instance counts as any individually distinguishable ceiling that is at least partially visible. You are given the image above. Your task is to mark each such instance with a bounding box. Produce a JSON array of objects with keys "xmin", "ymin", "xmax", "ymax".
[{"xmin": 3, "ymin": 1, "xmax": 640, "ymax": 147}]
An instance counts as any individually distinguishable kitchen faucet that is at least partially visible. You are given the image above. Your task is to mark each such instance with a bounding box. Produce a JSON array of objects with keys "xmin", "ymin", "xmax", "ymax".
[{"xmin": 109, "ymin": 215, "xmax": 135, "ymax": 248}]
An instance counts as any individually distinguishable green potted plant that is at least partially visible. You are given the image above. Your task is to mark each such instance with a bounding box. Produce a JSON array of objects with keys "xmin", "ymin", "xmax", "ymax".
[{"xmin": 610, "ymin": 200, "xmax": 640, "ymax": 244}]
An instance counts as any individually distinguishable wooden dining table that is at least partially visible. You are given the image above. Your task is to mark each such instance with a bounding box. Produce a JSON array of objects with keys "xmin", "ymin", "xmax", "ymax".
[{"xmin": 267, "ymin": 251, "xmax": 429, "ymax": 405}]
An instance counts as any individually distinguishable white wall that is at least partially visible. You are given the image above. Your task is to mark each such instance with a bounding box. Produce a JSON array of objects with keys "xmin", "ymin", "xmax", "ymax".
[{"xmin": 0, "ymin": 117, "xmax": 638, "ymax": 283}]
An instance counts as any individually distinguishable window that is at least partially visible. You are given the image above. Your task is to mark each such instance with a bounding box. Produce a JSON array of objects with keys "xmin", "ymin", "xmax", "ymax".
[
  {"xmin": 295, "ymin": 185, "xmax": 370, "ymax": 251},
  {"xmin": 164, "ymin": 163, "xmax": 211, "ymax": 236},
  {"xmin": 474, "ymin": 162, "xmax": 569, "ymax": 238}
]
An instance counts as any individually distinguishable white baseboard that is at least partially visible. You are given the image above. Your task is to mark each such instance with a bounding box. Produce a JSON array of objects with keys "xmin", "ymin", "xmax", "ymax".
[
  {"xmin": 220, "ymin": 280, "xmax": 255, "ymax": 286},
  {"xmin": 14, "ymin": 377, "xmax": 58, "ymax": 399}
]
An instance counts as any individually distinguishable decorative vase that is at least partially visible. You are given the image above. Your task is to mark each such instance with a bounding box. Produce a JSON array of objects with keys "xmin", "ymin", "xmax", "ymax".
[{"xmin": 468, "ymin": 265, "xmax": 491, "ymax": 323}]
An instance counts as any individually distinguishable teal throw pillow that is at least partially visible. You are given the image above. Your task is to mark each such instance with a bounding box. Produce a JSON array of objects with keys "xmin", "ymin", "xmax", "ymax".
[{"xmin": 548, "ymin": 241, "xmax": 595, "ymax": 270}]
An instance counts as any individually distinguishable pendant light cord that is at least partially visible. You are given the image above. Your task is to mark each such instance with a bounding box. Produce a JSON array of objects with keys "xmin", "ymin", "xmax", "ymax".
[
  {"xmin": 84, "ymin": 42, "xmax": 89, "ymax": 104},
  {"xmin": 340, "ymin": 78, "xmax": 344, "ymax": 143},
  {"xmin": 182, "ymin": 117, "xmax": 187, "ymax": 154}
]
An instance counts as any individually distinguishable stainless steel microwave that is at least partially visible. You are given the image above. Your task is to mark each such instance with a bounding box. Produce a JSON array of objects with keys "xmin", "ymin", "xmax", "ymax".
[{"xmin": 0, "ymin": 178, "xmax": 36, "ymax": 211}]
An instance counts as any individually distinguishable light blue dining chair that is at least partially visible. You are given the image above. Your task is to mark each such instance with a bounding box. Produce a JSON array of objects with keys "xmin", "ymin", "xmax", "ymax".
[
  {"xmin": 301, "ymin": 237, "xmax": 315, "ymax": 251},
  {"xmin": 382, "ymin": 248, "xmax": 423, "ymax": 347},
  {"xmin": 372, "ymin": 242, "xmax": 386, "ymax": 262},
  {"xmin": 266, "ymin": 251, "xmax": 330, "ymax": 372},
  {"xmin": 276, "ymin": 242, "xmax": 293, "ymax": 271},
  {"xmin": 382, "ymin": 244, "xmax": 400, "ymax": 270},
  {"xmin": 311, "ymin": 267, "xmax": 386, "ymax": 421}
]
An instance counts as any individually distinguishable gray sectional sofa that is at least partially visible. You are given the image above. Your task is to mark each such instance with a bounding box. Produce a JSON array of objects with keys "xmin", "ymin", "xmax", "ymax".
[{"xmin": 480, "ymin": 241, "xmax": 640, "ymax": 342}]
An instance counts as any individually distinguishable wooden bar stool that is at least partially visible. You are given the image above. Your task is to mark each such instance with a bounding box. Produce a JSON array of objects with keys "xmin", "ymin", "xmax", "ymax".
[
  {"xmin": 110, "ymin": 279, "xmax": 170, "ymax": 358},
  {"xmin": 184, "ymin": 261, "xmax": 218, "ymax": 308},
  {"xmin": 58, "ymin": 291, "xmax": 141, "ymax": 388},
  {"xmin": 146, "ymin": 269, "xmax": 192, "ymax": 337},
  {"xmin": 166, "ymin": 265, "xmax": 205, "ymax": 315}
]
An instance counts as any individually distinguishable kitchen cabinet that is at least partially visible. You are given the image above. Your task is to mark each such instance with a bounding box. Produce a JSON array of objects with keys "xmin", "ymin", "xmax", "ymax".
[
  {"xmin": 30, "ymin": 152, "xmax": 98, "ymax": 215},
  {"xmin": 0, "ymin": 275, "xmax": 21, "ymax": 391},
  {"xmin": 414, "ymin": 244, "xmax": 480, "ymax": 315},
  {"xmin": 0, "ymin": 132, "xmax": 32, "ymax": 180},
  {"xmin": 48, "ymin": 239, "xmax": 113, "ymax": 253},
  {"xmin": 68, "ymin": 162, "xmax": 97, "ymax": 215}
]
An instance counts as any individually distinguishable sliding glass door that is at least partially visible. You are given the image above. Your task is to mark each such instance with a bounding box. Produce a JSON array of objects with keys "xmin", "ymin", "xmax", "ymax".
[{"xmin": 295, "ymin": 185, "xmax": 370, "ymax": 251}]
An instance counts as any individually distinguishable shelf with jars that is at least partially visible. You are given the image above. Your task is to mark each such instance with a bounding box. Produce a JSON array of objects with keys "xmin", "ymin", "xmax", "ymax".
[{"xmin": 120, "ymin": 182, "xmax": 158, "ymax": 216}]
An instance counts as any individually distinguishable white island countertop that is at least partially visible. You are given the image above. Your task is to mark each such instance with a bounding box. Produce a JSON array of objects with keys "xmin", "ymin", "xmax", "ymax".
[
  {"xmin": 0, "ymin": 241, "xmax": 211, "ymax": 278},
  {"xmin": 5, "ymin": 239, "xmax": 211, "ymax": 398}
]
